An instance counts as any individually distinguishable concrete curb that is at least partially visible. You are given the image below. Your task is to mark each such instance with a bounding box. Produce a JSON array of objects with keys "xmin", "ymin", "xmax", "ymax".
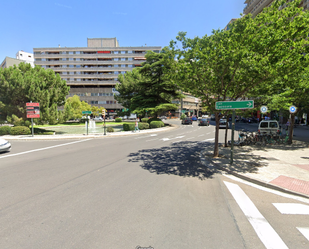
[{"xmin": 1, "ymin": 123, "xmax": 177, "ymax": 140}]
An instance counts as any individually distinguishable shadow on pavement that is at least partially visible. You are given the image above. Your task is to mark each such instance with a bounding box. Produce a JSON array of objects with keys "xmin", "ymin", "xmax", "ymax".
[{"xmin": 128, "ymin": 141, "xmax": 219, "ymax": 180}]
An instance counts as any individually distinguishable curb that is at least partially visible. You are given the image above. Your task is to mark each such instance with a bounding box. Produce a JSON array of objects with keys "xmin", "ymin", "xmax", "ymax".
[
  {"xmin": 1, "ymin": 123, "xmax": 177, "ymax": 140},
  {"xmin": 201, "ymin": 151, "xmax": 309, "ymax": 200}
]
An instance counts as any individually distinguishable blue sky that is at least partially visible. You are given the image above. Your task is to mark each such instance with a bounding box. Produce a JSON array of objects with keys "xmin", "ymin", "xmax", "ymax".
[{"xmin": 0, "ymin": 0, "xmax": 245, "ymax": 61}]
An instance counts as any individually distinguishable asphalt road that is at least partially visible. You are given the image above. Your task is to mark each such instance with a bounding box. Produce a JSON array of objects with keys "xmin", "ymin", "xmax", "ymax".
[{"xmin": 1, "ymin": 120, "xmax": 309, "ymax": 248}]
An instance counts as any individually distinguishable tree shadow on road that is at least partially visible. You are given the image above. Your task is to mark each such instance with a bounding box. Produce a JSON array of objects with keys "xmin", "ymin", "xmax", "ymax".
[{"xmin": 128, "ymin": 141, "xmax": 219, "ymax": 180}]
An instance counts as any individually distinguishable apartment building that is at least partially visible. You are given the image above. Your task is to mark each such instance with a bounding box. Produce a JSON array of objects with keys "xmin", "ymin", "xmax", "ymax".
[
  {"xmin": 244, "ymin": 0, "xmax": 309, "ymax": 17},
  {"xmin": 33, "ymin": 38, "xmax": 161, "ymax": 115}
]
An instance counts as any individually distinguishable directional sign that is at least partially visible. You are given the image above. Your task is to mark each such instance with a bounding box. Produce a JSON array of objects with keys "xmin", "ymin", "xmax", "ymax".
[
  {"xmin": 289, "ymin": 105, "xmax": 297, "ymax": 114},
  {"xmin": 82, "ymin": 111, "xmax": 92, "ymax": 114},
  {"xmin": 26, "ymin": 102, "xmax": 40, "ymax": 118},
  {"xmin": 215, "ymin": 100, "xmax": 254, "ymax": 110},
  {"xmin": 260, "ymin": 106, "xmax": 268, "ymax": 113}
]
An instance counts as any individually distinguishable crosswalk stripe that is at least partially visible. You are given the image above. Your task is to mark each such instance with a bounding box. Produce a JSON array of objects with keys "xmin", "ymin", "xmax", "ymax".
[
  {"xmin": 297, "ymin": 227, "xmax": 309, "ymax": 241},
  {"xmin": 224, "ymin": 181, "xmax": 288, "ymax": 249},
  {"xmin": 273, "ymin": 203, "xmax": 309, "ymax": 215}
]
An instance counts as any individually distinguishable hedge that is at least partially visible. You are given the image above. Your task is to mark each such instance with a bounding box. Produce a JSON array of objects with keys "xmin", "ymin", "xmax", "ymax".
[
  {"xmin": 0, "ymin": 126, "xmax": 12, "ymax": 135},
  {"xmin": 139, "ymin": 122, "xmax": 149, "ymax": 130},
  {"xmin": 147, "ymin": 117, "xmax": 161, "ymax": 124},
  {"xmin": 115, "ymin": 117, "xmax": 122, "ymax": 122},
  {"xmin": 149, "ymin": 121, "xmax": 165, "ymax": 128},
  {"xmin": 107, "ymin": 127, "xmax": 114, "ymax": 132},
  {"xmin": 10, "ymin": 126, "xmax": 31, "ymax": 135},
  {"xmin": 123, "ymin": 123, "xmax": 135, "ymax": 131},
  {"xmin": 141, "ymin": 118, "xmax": 149, "ymax": 123}
]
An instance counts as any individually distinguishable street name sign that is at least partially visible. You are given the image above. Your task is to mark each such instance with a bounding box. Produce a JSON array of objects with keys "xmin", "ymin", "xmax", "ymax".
[
  {"xmin": 82, "ymin": 111, "xmax": 92, "ymax": 114},
  {"xmin": 215, "ymin": 100, "xmax": 254, "ymax": 110}
]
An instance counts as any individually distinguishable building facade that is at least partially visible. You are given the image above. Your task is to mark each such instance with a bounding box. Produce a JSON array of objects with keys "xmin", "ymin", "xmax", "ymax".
[
  {"xmin": 33, "ymin": 38, "xmax": 161, "ymax": 114},
  {"xmin": 1, "ymin": 51, "xmax": 34, "ymax": 69},
  {"xmin": 244, "ymin": 0, "xmax": 309, "ymax": 17}
]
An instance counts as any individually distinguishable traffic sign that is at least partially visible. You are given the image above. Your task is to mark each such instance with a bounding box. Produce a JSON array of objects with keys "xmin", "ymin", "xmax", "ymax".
[
  {"xmin": 289, "ymin": 105, "xmax": 297, "ymax": 114},
  {"xmin": 260, "ymin": 106, "xmax": 268, "ymax": 113},
  {"xmin": 26, "ymin": 102, "xmax": 40, "ymax": 118},
  {"xmin": 215, "ymin": 100, "xmax": 254, "ymax": 110},
  {"xmin": 82, "ymin": 111, "xmax": 92, "ymax": 114}
]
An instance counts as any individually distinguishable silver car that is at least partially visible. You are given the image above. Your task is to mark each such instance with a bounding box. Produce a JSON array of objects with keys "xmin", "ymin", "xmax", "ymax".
[{"xmin": 0, "ymin": 138, "xmax": 11, "ymax": 153}]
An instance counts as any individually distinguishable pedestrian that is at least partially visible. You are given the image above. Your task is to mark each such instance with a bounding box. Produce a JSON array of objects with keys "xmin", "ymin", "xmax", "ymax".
[
  {"xmin": 286, "ymin": 120, "xmax": 290, "ymax": 131},
  {"xmin": 134, "ymin": 119, "xmax": 140, "ymax": 132}
]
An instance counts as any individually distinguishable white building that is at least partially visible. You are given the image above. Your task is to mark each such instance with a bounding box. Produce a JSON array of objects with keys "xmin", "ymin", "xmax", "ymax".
[{"xmin": 16, "ymin": 51, "xmax": 34, "ymax": 68}]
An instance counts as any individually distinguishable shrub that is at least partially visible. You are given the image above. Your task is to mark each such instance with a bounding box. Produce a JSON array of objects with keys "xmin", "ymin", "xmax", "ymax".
[
  {"xmin": 138, "ymin": 122, "xmax": 149, "ymax": 130},
  {"xmin": 107, "ymin": 127, "xmax": 114, "ymax": 132},
  {"xmin": 147, "ymin": 117, "xmax": 161, "ymax": 124},
  {"xmin": 115, "ymin": 117, "xmax": 122, "ymax": 122},
  {"xmin": 180, "ymin": 114, "xmax": 186, "ymax": 120},
  {"xmin": 150, "ymin": 121, "xmax": 164, "ymax": 129},
  {"xmin": 123, "ymin": 123, "xmax": 135, "ymax": 131},
  {"xmin": 0, "ymin": 126, "xmax": 12, "ymax": 135},
  {"xmin": 10, "ymin": 126, "xmax": 31, "ymax": 135},
  {"xmin": 141, "ymin": 118, "xmax": 149, "ymax": 123}
]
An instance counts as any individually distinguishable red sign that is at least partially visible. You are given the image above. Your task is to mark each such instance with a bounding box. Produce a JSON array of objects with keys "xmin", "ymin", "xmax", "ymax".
[
  {"xmin": 26, "ymin": 102, "xmax": 40, "ymax": 107},
  {"xmin": 26, "ymin": 103, "xmax": 40, "ymax": 118}
]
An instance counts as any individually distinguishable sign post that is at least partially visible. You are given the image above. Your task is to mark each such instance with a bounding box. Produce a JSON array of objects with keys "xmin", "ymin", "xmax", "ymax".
[
  {"xmin": 82, "ymin": 111, "xmax": 92, "ymax": 135},
  {"xmin": 27, "ymin": 102, "xmax": 40, "ymax": 137},
  {"xmin": 102, "ymin": 109, "xmax": 106, "ymax": 135},
  {"xmin": 216, "ymin": 100, "xmax": 254, "ymax": 165}
]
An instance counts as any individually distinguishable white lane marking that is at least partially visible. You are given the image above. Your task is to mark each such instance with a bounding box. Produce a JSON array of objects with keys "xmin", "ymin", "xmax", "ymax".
[
  {"xmin": 150, "ymin": 134, "xmax": 158, "ymax": 136},
  {"xmin": 224, "ymin": 181, "xmax": 288, "ymax": 249},
  {"xmin": 223, "ymin": 174, "xmax": 309, "ymax": 204},
  {"xmin": 134, "ymin": 134, "xmax": 158, "ymax": 139},
  {"xmin": 297, "ymin": 227, "xmax": 309, "ymax": 241},
  {"xmin": 273, "ymin": 203, "xmax": 309, "ymax": 215},
  {"xmin": 0, "ymin": 139, "xmax": 93, "ymax": 159},
  {"xmin": 161, "ymin": 138, "xmax": 170, "ymax": 141},
  {"xmin": 204, "ymin": 138, "xmax": 215, "ymax": 141},
  {"xmin": 175, "ymin": 136, "xmax": 185, "ymax": 139},
  {"xmin": 206, "ymin": 132, "xmax": 211, "ymax": 135},
  {"xmin": 198, "ymin": 134, "xmax": 205, "ymax": 137},
  {"xmin": 185, "ymin": 137, "xmax": 195, "ymax": 140}
]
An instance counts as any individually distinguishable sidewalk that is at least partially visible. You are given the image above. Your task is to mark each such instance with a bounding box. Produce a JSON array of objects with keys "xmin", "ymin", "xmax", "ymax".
[{"xmin": 203, "ymin": 140, "xmax": 309, "ymax": 199}]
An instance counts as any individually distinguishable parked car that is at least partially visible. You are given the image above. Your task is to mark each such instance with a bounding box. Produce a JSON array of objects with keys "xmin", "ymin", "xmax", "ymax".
[
  {"xmin": 93, "ymin": 117, "xmax": 103, "ymax": 122},
  {"xmin": 258, "ymin": 120, "xmax": 280, "ymax": 134},
  {"xmin": 210, "ymin": 114, "xmax": 216, "ymax": 121},
  {"xmin": 181, "ymin": 117, "xmax": 193, "ymax": 125},
  {"xmin": 0, "ymin": 138, "xmax": 11, "ymax": 153},
  {"xmin": 198, "ymin": 118, "xmax": 210, "ymax": 126},
  {"xmin": 159, "ymin": 116, "xmax": 167, "ymax": 120},
  {"xmin": 219, "ymin": 119, "xmax": 229, "ymax": 129},
  {"xmin": 191, "ymin": 116, "xmax": 198, "ymax": 121}
]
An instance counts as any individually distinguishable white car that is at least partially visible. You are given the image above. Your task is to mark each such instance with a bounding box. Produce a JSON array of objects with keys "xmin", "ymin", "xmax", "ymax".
[
  {"xmin": 0, "ymin": 138, "xmax": 11, "ymax": 153},
  {"xmin": 219, "ymin": 119, "xmax": 229, "ymax": 129},
  {"xmin": 93, "ymin": 117, "xmax": 103, "ymax": 122}
]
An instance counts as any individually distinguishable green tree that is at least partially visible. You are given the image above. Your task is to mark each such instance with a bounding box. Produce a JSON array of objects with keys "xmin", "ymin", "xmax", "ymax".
[
  {"xmin": 115, "ymin": 51, "xmax": 183, "ymax": 117},
  {"xmin": 64, "ymin": 95, "xmax": 91, "ymax": 120},
  {"xmin": 171, "ymin": 0, "xmax": 309, "ymax": 156},
  {"xmin": 0, "ymin": 63, "xmax": 69, "ymax": 124}
]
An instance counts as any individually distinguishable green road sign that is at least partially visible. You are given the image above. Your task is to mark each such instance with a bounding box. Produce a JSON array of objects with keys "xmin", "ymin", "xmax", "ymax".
[
  {"xmin": 82, "ymin": 111, "xmax": 92, "ymax": 114},
  {"xmin": 215, "ymin": 100, "xmax": 254, "ymax": 110}
]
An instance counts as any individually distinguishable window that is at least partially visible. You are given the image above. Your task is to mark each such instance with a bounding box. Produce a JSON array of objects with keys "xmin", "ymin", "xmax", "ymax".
[
  {"xmin": 121, "ymin": 51, "xmax": 126, "ymax": 54},
  {"xmin": 91, "ymin": 101, "xmax": 99, "ymax": 104},
  {"xmin": 69, "ymin": 58, "xmax": 74, "ymax": 61},
  {"xmin": 20, "ymin": 54, "xmax": 23, "ymax": 56},
  {"xmin": 62, "ymin": 58, "xmax": 67, "ymax": 61},
  {"xmin": 69, "ymin": 65, "xmax": 74, "ymax": 68},
  {"xmin": 69, "ymin": 52, "xmax": 73, "ymax": 54},
  {"xmin": 91, "ymin": 93, "xmax": 99, "ymax": 96},
  {"xmin": 98, "ymin": 101, "xmax": 106, "ymax": 104}
]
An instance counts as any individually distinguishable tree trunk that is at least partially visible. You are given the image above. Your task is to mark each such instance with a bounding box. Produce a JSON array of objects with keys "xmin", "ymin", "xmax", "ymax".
[
  {"xmin": 213, "ymin": 112, "xmax": 220, "ymax": 157},
  {"xmin": 288, "ymin": 113, "xmax": 295, "ymax": 144},
  {"xmin": 224, "ymin": 114, "xmax": 230, "ymax": 147}
]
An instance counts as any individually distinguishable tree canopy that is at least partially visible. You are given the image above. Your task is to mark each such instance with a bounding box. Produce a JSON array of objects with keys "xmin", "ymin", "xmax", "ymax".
[
  {"xmin": 115, "ymin": 51, "xmax": 183, "ymax": 117},
  {"xmin": 170, "ymin": 0, "xmax": 309, "ymax": 156},
  {"xmin": 0, "ymin": 63, "xmax": 70, "ymax": 124}
]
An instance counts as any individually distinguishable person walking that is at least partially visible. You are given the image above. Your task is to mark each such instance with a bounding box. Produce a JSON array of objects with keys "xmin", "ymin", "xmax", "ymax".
[{"xmin": 134, "ymin": 119, "xmax": 140, "ymax": 132}]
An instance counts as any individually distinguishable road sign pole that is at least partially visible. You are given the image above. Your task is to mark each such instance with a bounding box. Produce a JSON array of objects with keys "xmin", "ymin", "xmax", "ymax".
[
  {"xmin": 87, "ymin": 119, "xmax": 88, "ymax": 135},
  {"xmin": 104, "ymin": 115, "xmax": 106, "ymax": 135},
  {"xmin": 230, "ymin": 110, "xmax": 235, "ymax": 165},
  {"xmin": 31, "ymin": 118, "xmax": 34, "ymax": 137}
]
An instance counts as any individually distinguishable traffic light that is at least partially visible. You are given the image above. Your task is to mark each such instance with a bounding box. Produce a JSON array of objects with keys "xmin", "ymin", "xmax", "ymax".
[{"xmin": 102, "ymin": 109, "xmax": 106, "ymax": 116}]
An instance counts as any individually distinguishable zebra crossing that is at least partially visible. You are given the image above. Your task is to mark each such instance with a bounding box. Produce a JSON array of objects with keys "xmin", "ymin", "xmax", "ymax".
[{"xmin": 225, "ymin": 181, "xmax": 309, "ymax": 248}]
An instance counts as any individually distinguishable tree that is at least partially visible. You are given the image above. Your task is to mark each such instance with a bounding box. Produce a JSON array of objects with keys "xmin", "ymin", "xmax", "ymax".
[
  {"xmin": 0, "ymin": 63, "xmax": 70, "ymax": 124},
  {"xmin": 115, "ymin": 51, "xmax": 183, "ymax": 117},
  {"xmin": 171, "ymin": 0, "xmax": 309, "ymax": 157},
  {"xmin": 64, "ymin": 95, "xmax": 91, "ymax": 120}
]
